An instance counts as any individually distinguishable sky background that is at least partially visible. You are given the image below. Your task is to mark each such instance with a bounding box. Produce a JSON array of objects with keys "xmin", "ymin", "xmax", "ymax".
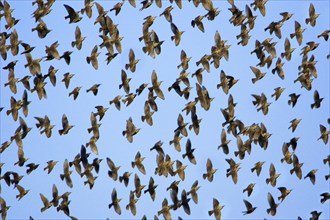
[{"xmin": 0, "ymin": 0, "xmax": 329, "ymax": 219}]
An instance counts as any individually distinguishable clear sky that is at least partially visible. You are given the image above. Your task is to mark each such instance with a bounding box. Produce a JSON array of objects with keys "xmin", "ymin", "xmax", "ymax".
[{"xmin": 0, "ymin": 0, "xmax": 329, "ymax": 219}]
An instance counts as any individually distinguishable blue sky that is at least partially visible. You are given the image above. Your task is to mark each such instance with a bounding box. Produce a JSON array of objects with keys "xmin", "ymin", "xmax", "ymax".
[{"xmin": 0, "ymin": 0, "xmax": 329, "ymax": 219}]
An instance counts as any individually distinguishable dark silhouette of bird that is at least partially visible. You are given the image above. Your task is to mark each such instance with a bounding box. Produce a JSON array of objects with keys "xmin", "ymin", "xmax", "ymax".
[
  {"xmin": 108, "ymin": 188, "xmax": 122, "ymax": 215},
  {"xmin": 64, "ymin": 4, "xmax": 82, "ymax": 23},
  {"xmin": 242, "ymin": 199, "xmax": 257, "ymax": 215}
]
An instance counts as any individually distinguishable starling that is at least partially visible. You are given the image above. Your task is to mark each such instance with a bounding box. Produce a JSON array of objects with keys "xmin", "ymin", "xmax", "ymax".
[
  {"xmin": 208, "ymin": 198, "xmax": 224, "ymax": 220},
  {"xmin": 242, "ymin": 199, "xmax": 257, "ymax": 215},
  {"xmin": 203, "ymin": 158, "xmax": 217, "ymax": 182},
  {"xmin": 108, "ymin": 188, "xmax": 122, "ymax": 215}
]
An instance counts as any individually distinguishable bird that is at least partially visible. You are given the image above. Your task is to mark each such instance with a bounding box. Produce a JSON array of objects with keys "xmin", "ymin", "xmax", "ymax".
[
  {"xmin": 290, "ymin": 21, "xmax": 305, "ymax": 45},
  {"xmin": 250, "ymin": 66, "xmax": 266, "ymax": 84},
  {"xmin": 15, "ymin": 185, "xmax": 29, "ymax": 201},
  {"xmin": 317, "ymin": 30, "xmax": 330, "ymax": 41},
  {"xmin": 68, "ymin": 86, "xmax": 82, "ymax": 100},
  {"xmin": 93, "ymin": 106, "xmax": 108, "ymax": 121},
  {"xmin": 288, "ymin": 93, "xmax": 300, "ymax": 107},
  {"xmin": 26, "ymin": 163, "xmax": 39, "ymax": 175},
  {"xmin": 144, "ymin": 177, "xmax": 157, "ymax": 201},
  {"xmin": 271, "ymin": 87, "xmax": 285, "ymax": 101},
  {"xmin": 122, "ymin": 117, "xmax": 140, "ymax": 143},
  {"xmin": 44, "ymin": 160, "xmax": 58, "ymax": 174},
  {"xmin": 170, "ymin": 22, "xmax": 184, "ymax": 46},
  {"xmin": 59, "ymin": 50, "xmax": 71, "ymax": 64},
  {"xmin": 86, "ymin": 84, "xmax": 101, "ymax": 96},
  {"xmin": 175, "ymin": 160, "xmax": 187, "ymax": 181},
  {"xmin": 191, "ymin": 15, "xmax": 205, "ymax": 32},
  {"xmin": 267, "ymin": 192, "xmax": 279, "ymax": 216},
  {"xmin": 177, "ymin": 49, "xmax": 191, "ymax": 70},
  {"xmin": 304, "ymin": 169, "xmax": 318, "ymax": 185},
  {"xmin": 159, "ymin": 5, "xmax": 174, "ymax": 23},
  {"xmin": 126, "ymin": 191, "xmax": 138, "ymax": 216},
  {"xmin": 62, "ymin": 73, "xmax": 74, "ymax": 89},
  {"xmin": 318, "ymin": 124, "xmax": 329, "ymax": 144},
  {"xmin": 266, "ymin": 163, "xmax": 280, "ymax": 187},
  {"xmin": 119, "ymin": 172, "xmax": 132, "ymax": 187},
  {"xmin": 203, "ymin": 158, "xmax": 217, "ymax": 182},
  {"xmin": 125, "ymin": 48, "xmax": 139, "ymax": 73},
  {"xmin": 58, "ymin": 114, "xmax": 74, "ymax": 135},
  {"xmin": 277, "ymin": 187, "xmax": 292, "ymax": 202},
  {"xmin": 150, "ymin": 70, "xmax": 165, "ymax": 100},
  {"xmin": 288, "ymin": 118, "xmax": 302, "ymax": 132},
  {"xmin": 243, "ymin": 183, "xmax": 256, "ymax": 197},
  {"xmin": 40, "ymin": 193, "xmax": 53, "ymax": 212},
  {"xmin": 131, "ymin": 151, "xmax": 146, "ymax": 175},
  {"xmin": 305, "ymin": 3, "xmax": 319, "ymax": 27},
  {"xmin": 108, "ymin": 188, "xmax": 122, "ymax": 215},
  {"xmin": 208, "ymin": 198, "xmax": 224, "ymax": 220},
  {"xmin": 141, "ymin": 101, "xmax": 154, "ymax": 126},
  {"xmin": 290, "ymin": 154, "xmax": 303, "ymax": 179},
  {"xmin": 187, "ymin": 180, "xmax": 200, "ymax": 204},
  {"xmin": 60, "ymin": 159, "xmax": 73, "ymax": 188},
  {"xmin": 72, "ymin": 26, "xmax": 86, "ymax": 49},
  {"xmin": 311, "ymin": 90, "xmax": 323, "ymax": 109},
  {"xmin": 281, "ymin": 38, "xmax": 295, "ymax": 61},
  {"xmin": 242, "ymin": 199, "xmax": 257, "ymax": 215},
  {"xmin": 64, "ymin": 4, "xmax": 82, "ymax": 23},
  {"xmin": 107, "ymin": 157, "xmax": 120, "ymax": 181},
  {"xmin": 182, "ymin": 138, "xmax": 197, "ymax": 164},
  {"xmin": 169, "ymin": 130, "xmax": 183, "ymax": 152},
  {"xmin": 86, "ymin": 45, "xmax": 100, "ymax": 70},
  {"xmin": 157, "ymin": 198, "xmax": 172, "ymax": 220},
  {"xmin": 109, "ymin": 95, "xmax": 122, "ymax": 110},
  {"xmin": 320, "ymin": 192, "xmax": 330, "ymax": 204}
]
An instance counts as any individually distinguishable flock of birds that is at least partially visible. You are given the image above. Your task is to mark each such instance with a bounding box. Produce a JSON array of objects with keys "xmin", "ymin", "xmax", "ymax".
[{"xmin": 0, "ymin": 0, "xmax": 330, "ymax": 219}]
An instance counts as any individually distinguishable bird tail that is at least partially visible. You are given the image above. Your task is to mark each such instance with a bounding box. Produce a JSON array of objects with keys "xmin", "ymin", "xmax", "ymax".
[
  {"xmin": 251, "ymin": 78, "xmax": 257, "ymax": 84},
  {"xmin": 251, "ymin": 167, "xmax": 255, "ymax": 173},
  {"xmin": 265, "ymin": 178, "xmax": 270, "ymax": 184},
  {"xmin": 119, "ymin": 176, "xmax": 123, "ymax": 182},
  {"xmin": 60, "ymin": 174, "xmax": 65, "ymax": 180},
  {"xmin": 208, "ymin": 210, "xmax": 213, "ymax": 216},
  {"xmin": 290, "ymin": 33, "xmax": 295, "ymax": 38},
  {"xmin": 280, "ymin": 158, "xmax": 284, "ymax": 163},
  {"xmin": 290, "ymin": 168, "xmax": 294, "ymax": 174},
  {"xmin": 122, "ymin": 131, "xmax": 126, "ymax": 136},
  {"xmin": 305, "ymin": 18, "xmax": 310, "ymax": 24},
  {"xmin": 311, "ymin": 103, "xmax": 315, "ymax": 109},
  {"xmin": 86, "ymin": 56, "xmax": 91, "ymax": 64},
  {"xmin": 234, "ymin": 151, "xmax": 239, "ymax": 157},
  {"xmin": 171, "ymin": 36, "xmax": 175, "ymax": 41},
  {"xmin": 87, "ymin": 128, "xmax": 92, "ymax": 133},
  {"xmin": 202, "ymin": 174, "xmax": 207, "ymax": 179},
  {"xmin": 191, "ymin": 20, "xmax": 196, "ymax": 27},
  {"xmin": 141, "ymin": 116, "xmax": 145, "ymax": 122},
  {"xmin": 58, "ymin": 130, "xmax": 63, "ymax": 135},
  {"xmin": 280, "ymin": 53, "xmax": 285, "ymax": 59},
  {"xmin": 71, "ymin": 41, "xmax": 76, "ymax": 48},
  {"xmin": 131, "ymin": 162, "xmax": 135, "ymax": 168},
  {"xmin": 216, "ymin": 84, "xmax": 221, "ymax": 89},
  {"xmin": 6, "ymin": 110, "xmax": 11, "ymax": 116},
  {"xmin": 125, "ymin": 64, "xmax": 129, "ymax": 70},
  {"xmin": 108, "ymin": 203, "xmax": 113, "ymax": 209}
]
